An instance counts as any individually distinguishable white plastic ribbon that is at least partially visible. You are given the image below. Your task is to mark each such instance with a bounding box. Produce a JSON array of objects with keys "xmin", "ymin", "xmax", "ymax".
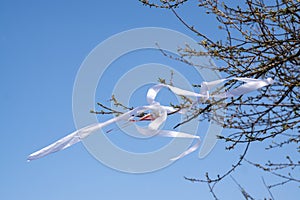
[
  {"xmin": 214, "ymin": 77, "xmax": 274, "ymax": 98},
  {"xmin": 135, "ymin": 126, "xmax": 201, "ymax": 161},
  {"xmin": 28, "ymin": 77, "xmax": 273, "ymax": 162},
  {"xmin": 148, "ymin": 77, "xmax": 274, "ymax": 101},
  {"xmin": 27, "ymin": 104, "xmax": 178, "ymax": 161},
  {"xmin": 27, "ymin": 106, "xmax": 148, "ymax": 161}
]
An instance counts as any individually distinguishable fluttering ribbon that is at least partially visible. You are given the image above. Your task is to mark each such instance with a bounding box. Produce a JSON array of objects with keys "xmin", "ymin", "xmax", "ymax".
[{"xmin": 27, "ymin": 77, "xmax": 273, "ymax": 161}]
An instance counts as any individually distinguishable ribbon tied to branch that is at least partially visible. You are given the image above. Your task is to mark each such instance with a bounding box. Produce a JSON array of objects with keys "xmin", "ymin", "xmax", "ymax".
[{"xmin": 27, "ymin": 77, "xmax": 273, "ymax": 161}]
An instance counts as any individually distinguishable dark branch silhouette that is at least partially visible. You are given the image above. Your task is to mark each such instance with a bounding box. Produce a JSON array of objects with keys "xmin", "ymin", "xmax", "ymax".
[{"xmin": 94, "ymin": 0, "xmax": 300, "ymax": 198}]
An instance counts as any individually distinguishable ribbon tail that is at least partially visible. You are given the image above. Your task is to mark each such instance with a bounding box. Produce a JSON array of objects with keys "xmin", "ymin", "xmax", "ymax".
[
  {"xmin": 135, "ymin": 126, "xmax": 201, "ymax": 161},
  {"xmin": 27, "ymin": 107, "xmax": 148, "ymax": 161},
  {"xmin": 159, "ymin": 129, "xmax": 201, "ymax": 161},
  {"xmin": 27, "ymin": 130, "xmax": 82, "ymax": 161},
  {"xmin": 226, "ymin": 80, "xmax": 270, "ymax": 97},
  {"xmin": 214, "ymin": 78, "xmax": 273, "ymax": 98},
  {"xmin": 27, "ymin": 122, "xmax": 108, "ymax": 161},
  {"xmin": 170, "ymin": 139, "xmax": 201, "ymax": 161}
]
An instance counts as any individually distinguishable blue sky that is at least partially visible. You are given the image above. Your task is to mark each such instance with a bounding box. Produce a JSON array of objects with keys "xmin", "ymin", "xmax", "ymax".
[{"xmin": 1, "ymin": 1, "xmax": 298, "ymax": 199}]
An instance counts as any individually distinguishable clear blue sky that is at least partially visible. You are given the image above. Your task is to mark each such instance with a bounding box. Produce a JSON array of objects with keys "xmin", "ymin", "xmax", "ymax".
[{"xmin": 1, "ymin": 1, "xmax": 298, "ymax": 199}]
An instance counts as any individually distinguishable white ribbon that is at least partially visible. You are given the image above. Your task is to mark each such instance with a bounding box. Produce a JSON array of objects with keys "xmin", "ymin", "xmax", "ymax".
[
  {"xmin": 135, "ymin": 126, "xmax": 201, "ymax": 161},
  {"xmin": 28, "ymin": 77, "xmax": 273, "ymax": 162},
  {"xmin": 148, "ymin": 77, "xmax": 274, "ymax": 101},
  {"xmin": 214, "ymin": 77, "xmax": 274, "ymax": 98},
  {"xmin": 27, "ymin": 106, "xmax": 148, "ymax": 161}
]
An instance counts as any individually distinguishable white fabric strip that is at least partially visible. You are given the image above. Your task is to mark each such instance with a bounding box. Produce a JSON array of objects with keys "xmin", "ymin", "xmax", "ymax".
[
  {"xmin": 214, "ymin": 77, "xmax": 274, "ymax": 98},
  {"xmin": 27, "ymin": 104, "xmax": 177, "ymax": 161},
  {"xmin": 146, "ymin": 84, "xmax": 207, "ymax": 105},
  {"xmin": 146, "ymin": 78, "xmax": 273, "ymax": 103},
  {"xmin": 135, "ymin": 126, "xmax": 201, "ymax": 161},
  {"xmin": 28, "ymin": 77, "xmax": 273, "ymax": 162},
  {"xmin": 27, "ymin": 106, "xmax": 149, "ymax": 161},
  {"xmin": 170, "ymin": 139, "xmax": 201, "ymax": 161},
  {"xmin": 27, "ymin": 131, "xmax": 81, "ymax": 161}
]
